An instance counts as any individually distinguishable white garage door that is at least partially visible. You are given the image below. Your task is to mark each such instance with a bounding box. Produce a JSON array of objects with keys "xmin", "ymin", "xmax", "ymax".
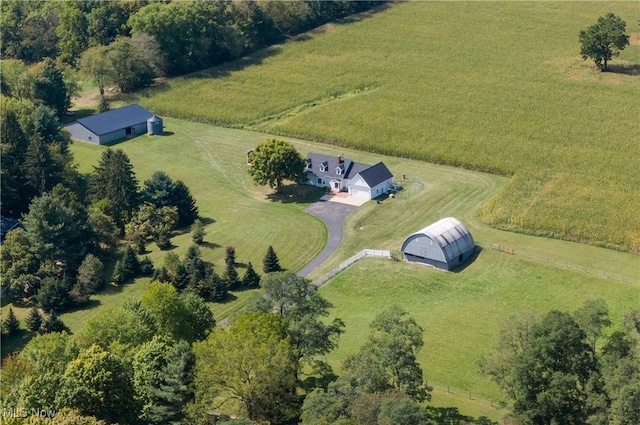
[{"xmin": 350, "ymin": 186, "xmax": 371, "ymax": 199}]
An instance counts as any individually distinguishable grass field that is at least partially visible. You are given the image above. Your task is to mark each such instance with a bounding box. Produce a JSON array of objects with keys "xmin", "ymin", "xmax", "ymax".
[
  {"xmin": 125, "ymin": 1, "xmax": 640, "ymax": 252},
  {"xmin": 319, "ymin": 255, "xmax": 640, "ymax": 419},
  {"xmin": 3, "ymin": 116, "xmax": 638, "ymax": 420}
]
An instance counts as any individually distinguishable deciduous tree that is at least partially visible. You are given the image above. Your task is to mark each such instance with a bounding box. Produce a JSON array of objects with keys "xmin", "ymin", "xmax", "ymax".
[
  {"xmin": 257, "ymin": 271, "xmax": 344, "ymax": 380},
  {"xmin": 580, "ymin": 13, "xmax": 629, "ymax": 71},
  {"xmin": 192, "ymin": 312, "xmax": 299, "ymax": 423},
  {"xmin": 248, "ymin": 139, "xmax": 306, "ymax": 190},
  {"xmin": 60, "ymin": 344, "xmax": 136, "ymax": 424},
  {"xmin": 342, "ymin": 306, "xmax": 430, "ymax": 402}
]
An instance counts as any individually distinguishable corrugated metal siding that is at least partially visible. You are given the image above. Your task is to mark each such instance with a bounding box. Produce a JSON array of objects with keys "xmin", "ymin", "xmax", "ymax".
[
  {"xmin": 65, "ymin": 122, "xmax": 100, "ymax": 144},
  {"xmin": 400, "ymin": 217, "xmax": 475, "ymax": 270}
]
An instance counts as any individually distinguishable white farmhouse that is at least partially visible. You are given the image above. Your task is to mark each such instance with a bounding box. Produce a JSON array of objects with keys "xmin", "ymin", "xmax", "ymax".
[{"xmin": 305, "ymin": 153, "xmax": 393, "ymax": 200}]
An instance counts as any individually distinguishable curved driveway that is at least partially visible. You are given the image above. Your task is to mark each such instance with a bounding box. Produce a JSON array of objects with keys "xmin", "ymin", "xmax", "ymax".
[{"xmin": 297, "ymin": 200, "xmax": 357, "ymax": 277}]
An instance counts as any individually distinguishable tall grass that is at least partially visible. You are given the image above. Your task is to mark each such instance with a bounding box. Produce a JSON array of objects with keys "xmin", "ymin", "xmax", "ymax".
[{"xmin": 129, "ymin": 2, "xmax": 640, "ymax": 251}]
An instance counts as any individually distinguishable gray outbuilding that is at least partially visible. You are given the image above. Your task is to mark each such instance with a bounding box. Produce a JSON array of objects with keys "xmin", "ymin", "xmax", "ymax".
[
  {"xmin": 64, "ymin": 104, "xmax": 155, "ymax": 145},
  {"xmin": 400, "ymin": 217, "xmax": 475, "ymax": 270}
]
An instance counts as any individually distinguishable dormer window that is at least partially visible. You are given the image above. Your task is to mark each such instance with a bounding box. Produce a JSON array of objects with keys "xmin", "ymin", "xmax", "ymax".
[
  {"xmin": 336, "ymin": 164, "xmax": 344, "ymax": 175},
  {"xmin": 305, "ymin": 158, "xmax": 312, "ymax": 170},
  {"xmin": 319, "ymin": 161, "xmax": 328, "ymax": 172}
]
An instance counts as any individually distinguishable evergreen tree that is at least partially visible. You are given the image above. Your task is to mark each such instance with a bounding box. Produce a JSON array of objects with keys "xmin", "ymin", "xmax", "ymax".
[
  {"xmin": 32, "ymin": 58, "xmax": 68, "ymax": 115},
  {"xmin": 142, "ymin": 171, "xmax": 198, "ymax": 228},
  {"xmin": 37, "ymin": 277, "xmax": 72, "ymax": 312},
  {"xmin": 191, "ymin": 219, "xmax": 205, "ymax": 244},
  {"xmin": 2, "ymin": 307, "xmax": 21, "ymax": 336},
  {"xmin": 122, "ymin": 245, "xmax": 141, "ymax": 277},
  {"xmin": 26, "ymin": 307, "xmax": 44, "ymax": 332},
  {"xmin": 90, "ymin": 149, "xmax": 140, "ymax": 230},
  {"xmin": 242, "ymin": 262, "xmax": 261, "ymax": 289},
  {"xmin": 40, "ymin": 310, "xmax": 69, "ymax": 334},
  {"xmin": 197, "ymin": 270, "xmax": 227, "ymax": 302},
  {"xmin": 224, "ymin": 261, "xmax": 240, "ymax": 290},
  {"xmin": 225, "ymin": 246, "xmax": 236, "ymax": 266},
  {"xmin": 22, "ymin": 133, "xmax": 63, "ymax": 197},
  {"xmin": 23, "ymin": 187, "xmax": 92, "ymax": 273},
  {"xmin": 76, "ymin": 254, "xmax": 105, "ymax": 294},
  {"xmin": 263, "ymin": 245, "xmax": 282, "ymax": 273},
  {"xmin": 113, "ymin": 246, "xmax": 140, "ymax": 284},
  {"xmin": 0, "ymin": 104, "xmax": 31, "ymax": 215}
]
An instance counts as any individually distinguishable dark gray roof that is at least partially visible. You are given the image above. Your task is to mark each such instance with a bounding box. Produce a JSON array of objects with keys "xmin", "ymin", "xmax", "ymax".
[
  {"xmin": 75, "ymin": 104, "xmax": 154, "ymax": 136},
  {"xmin": 306, "ymin": 153, "xmax": 369, "ymax": 180},
  {"xmin": 356, "ymin": 162, "xmax": 393, "ymax": 187}
]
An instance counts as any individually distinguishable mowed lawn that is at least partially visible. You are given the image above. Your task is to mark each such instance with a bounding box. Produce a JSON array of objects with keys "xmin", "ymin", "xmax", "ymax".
[
  {"xmin": 57, "ymin": 117, "xmax": 637, "ymax": 334},
  {"xmin": 319, "ymin": 255, "xmax": 640, "ymax": 414},
  {"xmin": 131, "ymin": 1, "xmax": 640, "ymax": 252}
]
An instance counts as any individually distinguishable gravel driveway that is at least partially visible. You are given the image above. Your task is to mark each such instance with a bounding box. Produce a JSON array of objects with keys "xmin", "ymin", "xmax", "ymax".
[{"xmin": 297, "ymin": 200, "xmax": 357, "ymax": 277}]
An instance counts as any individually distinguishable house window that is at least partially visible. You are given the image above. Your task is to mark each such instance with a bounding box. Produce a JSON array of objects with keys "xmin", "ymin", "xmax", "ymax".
[{"xmin": 317, "ymin": 178, "xmax": 323, "ymax": 185}]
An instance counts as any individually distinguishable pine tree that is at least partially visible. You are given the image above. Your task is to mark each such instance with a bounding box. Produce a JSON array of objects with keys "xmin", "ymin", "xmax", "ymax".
[
  {"xmin": 144, "ymin": 340, "xmax": 195, "ymax": 424},
  {"xmin": 263, "ymin": 245, "xmax": 282, "ymax": 273},
  {"xmin": 40, "ymin": 310, "xmax": 68, "ymax": 334},
  {"xmin": 224, "ymin": 261, "xmax": 240, "ymax": 290},
  {"xmin": 225, "ymin": 246, "xmax": 236, "ymax": 267},
  {"xmin": 191, "ymin": 219, "xmax": 205, "ymax": 245},
  {"xmin": 242, "ymin": 262, "xmax": 261, "ymax": 289},
  {"xmin": 2, "ymin": 307, "xmax": 20, "ymax": 335},
  {"xmin": 25, "ymin": 307, "xmax": 44, "ymax": 332},
  {"xmin": 122, "ymin": 245, "xmax": 140, "ymax": 277}
]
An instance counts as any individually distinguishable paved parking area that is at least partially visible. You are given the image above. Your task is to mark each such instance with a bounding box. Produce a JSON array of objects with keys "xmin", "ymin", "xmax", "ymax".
[{"xmin": 320, "ymin": 192, "xmax": 369, "ymax": 206}]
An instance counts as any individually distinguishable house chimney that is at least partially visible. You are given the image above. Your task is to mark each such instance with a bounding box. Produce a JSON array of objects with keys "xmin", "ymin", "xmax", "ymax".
[{"xmin": 337, "ymin": 155, "xmax": 343, "ymax": 164}]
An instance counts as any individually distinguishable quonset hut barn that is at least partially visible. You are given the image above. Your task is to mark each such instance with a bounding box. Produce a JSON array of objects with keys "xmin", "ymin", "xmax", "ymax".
[{"xmin": 400, "ymin": 217, "xmax": 475, "ymax": 271}]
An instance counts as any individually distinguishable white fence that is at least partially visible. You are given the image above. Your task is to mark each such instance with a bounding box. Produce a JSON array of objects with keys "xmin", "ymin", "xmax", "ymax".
[{"xmin": 314, "ymin": 249, "xmax": 394, "ymax": 287}]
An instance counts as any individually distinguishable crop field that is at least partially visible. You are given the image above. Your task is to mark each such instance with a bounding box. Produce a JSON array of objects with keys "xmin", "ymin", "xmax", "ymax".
[{"xmin": 128, "ymin": 1, "xmax": 640, "ymax": 252}]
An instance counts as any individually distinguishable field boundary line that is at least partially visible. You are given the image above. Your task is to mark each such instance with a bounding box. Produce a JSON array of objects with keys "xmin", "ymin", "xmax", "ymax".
[
  {"xmin": 488, "ymin": 244, "xmax": 640, "ymax": 286},
  {"xmin": 313, "ymin": 249, "xmax": 394, "ymax": 287}
]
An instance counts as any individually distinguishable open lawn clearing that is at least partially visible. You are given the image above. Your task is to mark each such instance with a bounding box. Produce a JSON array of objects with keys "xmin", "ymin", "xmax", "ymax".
[
  {"xmin": 319, "ymin": 255, "xmax": 640, "ymax": 413},
  {"xmin": 70, "ymin": 119, "xmax": 327, "ymax": 275},
  {"xmin": 63, "ymin": 119, "xmax": 637, "ymax": 332},
  {"xmin": 129, "ymin": 1, "xmax": 640, "ymax": 252}
]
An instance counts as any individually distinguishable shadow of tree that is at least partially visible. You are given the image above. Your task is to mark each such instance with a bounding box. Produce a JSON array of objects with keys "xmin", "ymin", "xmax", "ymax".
[
  {"xmin": 200, "ymin": 241, "xmax": 221, "ymax": 250},
  {"xmin": 1, "ymin": 329, "xmax": 35, "ymax": 359},
  {"xmin": 606, "ymin": 63, "xmax": 640, "ymax": 76},
  {"xmin": 425, "ymin": 406, "xmax": 497, "ymax": 425},
  {"xmin": 266, "ymin": 184, "xmax": 325, "ymax": 204}
]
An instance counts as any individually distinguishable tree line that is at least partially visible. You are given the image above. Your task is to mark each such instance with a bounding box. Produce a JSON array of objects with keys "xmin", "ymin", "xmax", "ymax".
[
  {"xmin": 481, "ymin": 299, "xmax": 640, "ymax": 425},
  {"xmin": 1, "ymin": 1, "xmax": 385, "ymax": 99}
]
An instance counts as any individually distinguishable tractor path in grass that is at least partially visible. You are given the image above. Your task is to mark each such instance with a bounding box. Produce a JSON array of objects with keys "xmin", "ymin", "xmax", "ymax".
[{"xmin": 297, "ymin": 200, "xmax": 357, "ymax": 278}]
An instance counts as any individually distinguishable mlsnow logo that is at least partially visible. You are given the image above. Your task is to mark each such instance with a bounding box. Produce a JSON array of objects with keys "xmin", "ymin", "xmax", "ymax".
[{"xmin": 2, "ymin": 408, "xmax": 57, "ymax": 418}]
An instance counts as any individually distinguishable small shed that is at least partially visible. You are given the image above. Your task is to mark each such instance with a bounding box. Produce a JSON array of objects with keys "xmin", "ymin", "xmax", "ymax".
[
  {"xmin": 400, "ymin": 217, "xmax": 475, "ymax": 270},
  {"xmin": 147, "ymin": 115, "xmax": 163, "ymax": 135}
]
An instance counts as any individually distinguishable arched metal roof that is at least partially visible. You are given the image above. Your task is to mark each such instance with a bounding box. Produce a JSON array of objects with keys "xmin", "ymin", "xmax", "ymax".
[{"xmin": 401, "ymin": 217, "xmax": 475, "ymax": 266}]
